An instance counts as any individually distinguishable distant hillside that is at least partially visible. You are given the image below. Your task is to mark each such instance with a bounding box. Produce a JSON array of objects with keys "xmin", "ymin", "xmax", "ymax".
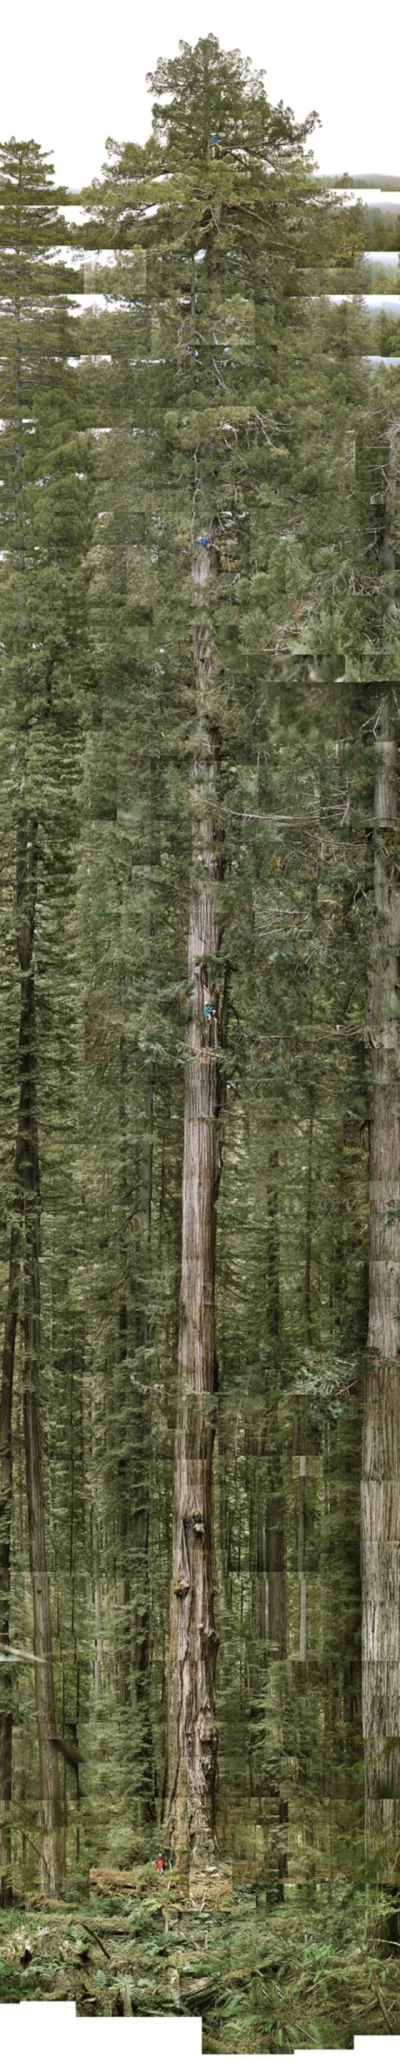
[{"xmin": 320, "ymin": 173, "xmax": 400, "ymax": 189}]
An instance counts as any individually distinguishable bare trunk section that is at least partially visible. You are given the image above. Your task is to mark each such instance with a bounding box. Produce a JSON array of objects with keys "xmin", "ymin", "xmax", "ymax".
[
  {"xmin": 266, "ymin": 1142, "xmax": 280, "ymax": 1340},
  {"xmin": 260, "ymin": 1153, "xmax": 287, "ymax": 1899},
  {"xmin": 23, "ymin": 1281, "xmax": 64, "ymax": 1896},
  {"xmin": 304, "ymin": 1097, "xmax": 314, "ymax": 1351},
  {"xmin": 0, "ymin": 817, "xmax": 38, "ymax": 1900},
  {"xmin": 1, "ymin": 815, "xmax": 63, "ymax": 1897},
  {"xmin": 0, "ymin": 818, "xmax": 40, "ymax": 1898},
  {"xmin": 93, "ymin": 1564, "xmax": 103, "ymax": 1702},
  {"xmin": 267, "ymin": 1467, "xmax": 288, "ymax": 1904},
  {"xmin": 298, "ymin": 1456, "xmax": 307, "ymax": 1665},
  {"xmin": 117, "ymin": 1032, "xmax": 133, "ymax": 1718},
  {"xmin": 297, "ymin": 1101, "xmax": 313, "ymax": 1679},
  {"xmin": 361, "ymin": 690, "xmax": 400, "ymax": 1902},
  {"xmin": 256, "ymin": 1432, "xmax": 287, "ymax": 1903},
  {"xmin": 0, "ymin": 1219, "xmax": 20, "ymax": 1902},
  {"xmin": 17, "ymin": 817, "xmax": 63, "ymax": 1896},
  {"xmin": 166, "ymin": 538, "xmax": 224, "ymax": 1865},
  {"xmin": 117, "ymin": 925, "xmax": 156, "ymax": 1822},
  {"xmin": 131, "ymin": 1066, "xmax": 156, "ymax": 1824}
]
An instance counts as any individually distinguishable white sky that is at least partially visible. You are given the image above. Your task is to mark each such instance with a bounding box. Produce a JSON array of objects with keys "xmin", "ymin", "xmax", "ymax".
[{"xmin": 1, "ymin": 0, "xmax": 400, "ymax": 192}]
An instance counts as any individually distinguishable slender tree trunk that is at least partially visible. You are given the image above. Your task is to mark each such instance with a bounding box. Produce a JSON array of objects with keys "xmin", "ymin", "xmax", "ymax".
[
  {"xmin": 0, "ymin": 1217, "xmax": 20, "ymax": 1903},
  {"xmin": 17, "ymin": 816, "xmax": 63, "ymax": 1895},
  {"xmin": 166, "ymin": 538, "xmax": 224, "ymax": 1865},
  {"xmin": 117, "ymin": 763, "xmax": 157, "ymax": 1823},
  {"xmin": 132, "ymin": 1064, "xmax": 156, "ymax": 1824},
  {"xmin": 266, "ymin": 1459, "xmax": 288, "ymax": 1902},
  {"xmin": 305, "ymin": 1096, "xmax": 314, "ymax": 1350},
  {"xmin": 0, "ymin": 1057, "xmax": 27, "ymax": 1903},
  {"xmin": 298, "ymin": 1455, "xmax": 307, "ymax": 1665},
  {"xmin": 266, "ymin": 1141, "xmax": 280, "ymax": 1340},
  {"xmin": 331, "ymin": 1141, "xmax": 345, "ymax": 1340},
  {"xmin": 117, "ymin": 1032, "xmax": 132, "ymax": 1715},
  {"xmin": 297, "ymin": 1096, "xmax": 314, "ymax": 1688},
  {"xmin": 93, "ymin": 1543, "xmax": 103, "ymax": 1704},
  {"xmin": 117, "ymin": 1057, "xmax": 156, "ymax": 1816},
  {"xmin": 257, "ymin": 1431, "xmax": 287, "ymax": 1902},
  {"xmin": 246, "ymin": 1150, "xmax": 287, "ymax": 1900},
  {"xmin": 87, "ymin": 1365, "xmax": 103, "ymax": 1707},
  {"xmin": 24, "ymin": 1348, "xmax": 64, "ymax": 1896},
  {"xmin": 0, "ymin": 816, "xmax": 38, "ymax": 1900},
  {"xmin": 264, "ymin": 1159, "xmax": 287, "ymax": 1898},
  {"xmin": 361, "ymin": 690, "xmax": 400, "ymax": 1911},
  {"xmin": 0, "ymin": 811, "xmax": 54, "ymax": 1902}
]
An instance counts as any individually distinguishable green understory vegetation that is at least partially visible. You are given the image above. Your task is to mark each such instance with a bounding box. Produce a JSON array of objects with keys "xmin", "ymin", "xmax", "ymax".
[{"xmin": 1, "ymin": 1875, "xmax": 400, "ymax": 2050}]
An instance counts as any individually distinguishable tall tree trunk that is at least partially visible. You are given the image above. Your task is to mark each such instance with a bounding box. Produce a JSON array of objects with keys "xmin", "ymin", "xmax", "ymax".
[
  {"xmin": 131, "ymin": 1064, "xmax": 156, "ymax": 1824},
  {"xmin": 246, "ymin": 1147, "xmax": 287, "ymax": 1900},
  {"xmin": 117, "ymin": 1018, "xmax": 156, "ymax": 1817},
  {"xmin": 266, "ymin": 1140, "xmax": 280, "ymax": 1340},
  {"xmin": 117, "ymin": 1031, "xmax": 132, "ymax": 1717},
  {"xmin": 92, "ymin": 1530, "xmax": 103, "ymax": 1705},
  {"xmin": 0, "ymin": 816, "xmax": 41, "ymax": 1900},
  {"xmin": 361, "ymin": 689, "xmax": 400, "ymax": 1911},
  {"xmin": 166, "ymin": 537, "xmax": 223, "ymax": 1865},
  {"xmin": 17, "ymin": 816, "xmax": 63, "ymax": 1896},
  {"xmin": 1, "ymin": 815, "xmax": 64, "ymax": 1897},
  {"xmin": 0, "ymin": 1026, "xmax": 27, "ymax": 1903},
  {"xmin": 0, "ymin": 1215, "xmax": 21, "ymax": 1903},
  {"xmin": 298, "ymin": 1455, "xmax": 307, "ymax": 1666},
  {"xmin": 255, "ymin": 1427, "xmax": 287, "ymax": 1902},
  {"xmin": 305, "ymin": 1095, "xmax": 314, "ymax": 1351},
  {"xmin": 264, "ymin": 1155, "xmax": 287, "ymax": 1899}
]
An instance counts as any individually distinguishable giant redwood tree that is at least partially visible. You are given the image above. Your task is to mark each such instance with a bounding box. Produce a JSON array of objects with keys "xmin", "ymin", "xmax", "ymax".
[
  {"xmin": 0, "ymin": 46, "xmax": 384, "ymax": 1930},
  {"xmin": 81, "ymin": 32, "xmax": 364, "ymax": 1868}
]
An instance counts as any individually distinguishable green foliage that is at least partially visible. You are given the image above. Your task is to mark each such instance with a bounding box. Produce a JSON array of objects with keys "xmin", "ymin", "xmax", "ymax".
[
  {"xmin": 2, "ymin": 1879, "xmax": 400, "ymax": 2048},
  {"xmin": 1, "ymin": 30, "xmax": 399, "ymax": 2045}
]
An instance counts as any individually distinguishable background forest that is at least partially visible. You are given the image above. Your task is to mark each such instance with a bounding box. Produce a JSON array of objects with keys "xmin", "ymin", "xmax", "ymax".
[{"xmin": 1, "ymin": 33, "xmax": 400, "ymax": 2050}]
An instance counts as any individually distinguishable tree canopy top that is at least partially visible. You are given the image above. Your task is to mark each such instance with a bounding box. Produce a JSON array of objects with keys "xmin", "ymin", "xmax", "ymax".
[{"xmin": 146, "ymin": 35, "xmax": 320, "ymax": 169}]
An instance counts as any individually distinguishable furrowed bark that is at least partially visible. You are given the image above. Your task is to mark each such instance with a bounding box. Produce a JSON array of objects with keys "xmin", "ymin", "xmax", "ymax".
[
  {"xmin": 304, "ymin": 1096, "xmax": 314, "ymax": 1351},
  {"xmin": 252, "ymin": 1430, "xmax": 287, "ymax": 1901},
  {"xmin": 123, "ymin": 1069, "xmax": 156, "ymax": 1822},
  {"xmin": 361, "ymin": 688, "xmax": 400, "ymax": 1906},
  {"xmin": 18, "ymin": 816, "xmax": 63, "ymax": 1896},
  {"xmin": 166, "ymin": 538, "xmax": 224, "ymax": 1865},
  {"xmin": 131, "ymin": 1072, "xmax": 156, "ymax": 1824},
  {"xmin": 1, "ymin": 813, "xmax": 64, "ymax": 1898},
  {"xmin": 266, "ymin": 1142, "xmax": 280, "ymax": 1341},
  {"xmin": 0, "ymin": 1216, "xmax": 20, "ymax": 1903},
  {"xmin": 117, "ymin": 877, "xmax": 156, "ymax": 1820},
  {"xmin": 261, "ymin": 1154, "xmax": 287, "ymax": 1896},
  {"xmin": 23, "ymin": 1215, "xmax": 64, "ymax": 1895},
  {"xmin": 0, "ymin": 819, "xmax": 39, "ymax": 1899}
]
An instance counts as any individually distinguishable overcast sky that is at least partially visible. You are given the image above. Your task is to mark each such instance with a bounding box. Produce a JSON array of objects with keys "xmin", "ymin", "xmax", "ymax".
[{"xmin": 1, "ymin": 0, "xmax": 399, "ymax": 191}]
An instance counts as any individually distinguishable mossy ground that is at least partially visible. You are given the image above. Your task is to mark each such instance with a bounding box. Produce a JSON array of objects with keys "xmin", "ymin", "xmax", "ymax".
[{"xmin": 1, "ymin": 1869, "xmax": 400, "ymax": 2050}]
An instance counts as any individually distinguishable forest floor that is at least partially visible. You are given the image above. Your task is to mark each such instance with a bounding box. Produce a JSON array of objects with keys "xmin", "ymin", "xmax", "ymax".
[{"xmin": 1, "ymin": 1866, "xmax": 400, "ymax": 2050}]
